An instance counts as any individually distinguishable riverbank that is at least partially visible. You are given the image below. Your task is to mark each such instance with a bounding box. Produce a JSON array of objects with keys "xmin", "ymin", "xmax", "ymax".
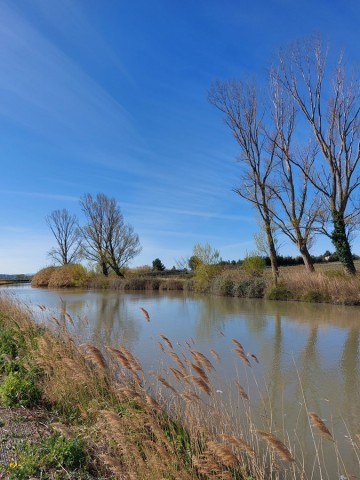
[
  {"xmin": 0, "ymin": 294, "xmax": 195, "ymax": 479},
  {"xmin": 0, "ymin": 293, "xmax": 358, "ymax": 479},
  {"xmin": 31, "ymin": 263, "xmax": 360, "ymax": 306}
]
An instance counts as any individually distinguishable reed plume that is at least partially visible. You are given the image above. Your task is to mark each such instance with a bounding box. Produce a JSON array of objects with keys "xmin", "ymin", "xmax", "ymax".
[
  {"xmin": 233, "ymin": 347, "xmax": 251, "ymax": 367},
  {"xmin": 231, "ymin": 338, "xmax": 244, "ymax": 351},
  {"xmin": 160, "ymin": 334, "xmax": 174, "ymax": 349},
  {"xmin": 219, "ymin": 434, "xmax": 255, "ymax": 458},
  {"xmin": 308, "ymin": 412, "xmax": 333, "ymax": 440},
  {"xmin": 255, "ymin": 430, "xmax": 294, "ymax": 462},
  {"xmin": 190, "ymin": 375, "xmax": 211, "ymax": 396},
  {"xmin": 140, "ymin": 306, "xmax": 150, "ymax": 321},
  {"xmin": 81, "ymin": 343, "xmax": 107, "ymax": 370},
  {"xmin": 207, "ymin": 441, "xmax": 239, "ymax": 467},
  {"xmin": 190, "ymin": 349, "xmax": 215, "ymax": 371},
  {"xmin": 210, "ymin": 349, "xmax": 221, "ymax": 362},
  {"xmin": 235, "ymin": 380, "xmax": 249, "ymax": 400}
]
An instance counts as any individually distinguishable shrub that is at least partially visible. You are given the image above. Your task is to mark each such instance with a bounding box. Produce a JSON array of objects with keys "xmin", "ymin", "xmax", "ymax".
[
  {"xmin": 31, "ymin": 266, "xmax": 58, "ymax": 287},
  {"xmin": 220, "ymin": 279, "xmax": 236, "ymax": 296},
  {"xmin": 242, "ymin": 253, "xmax": 266, "ymax": 275},
  {"xmin": 236, "ymin": 278, "xmax": 266, "ymax": 298},
  {"xmin": 265, "ymin": 283, "xmax": 292, "ymax": 301},
  {"xmin": 300, "ymin": 290, "xmax": 329, "ymax": 303},
  {"xmin": 47, "ymin": 264, "xmax": 87, "ymax": 288},
  {"xmin": 0, "ymin": 370, "xmax": 41, "ymax": 407}
]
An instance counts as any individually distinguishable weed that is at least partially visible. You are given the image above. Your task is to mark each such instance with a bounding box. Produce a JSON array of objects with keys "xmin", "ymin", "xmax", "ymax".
[
  {"xmin": 0, "ymin": 370, "xmax": 42, "ymax": 407},
  {"xmin": 7, "ymin": 433, "xmax": 89, "ymax": 479}
]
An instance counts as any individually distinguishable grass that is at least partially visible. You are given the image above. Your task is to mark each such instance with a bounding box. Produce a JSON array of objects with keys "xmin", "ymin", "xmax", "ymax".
[{"xmin": 0, "ymin": 293, "xmax": 359, "ymax": 479}]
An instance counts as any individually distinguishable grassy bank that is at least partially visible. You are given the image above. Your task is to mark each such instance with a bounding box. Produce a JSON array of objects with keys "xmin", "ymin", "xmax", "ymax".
[
  {"xmin": 0, "ymin": 294, "xmax": 358, "ymax": 479},
  {"xmin": 32, "ymin": 263, "xmax": 360, "ymax": 306}
]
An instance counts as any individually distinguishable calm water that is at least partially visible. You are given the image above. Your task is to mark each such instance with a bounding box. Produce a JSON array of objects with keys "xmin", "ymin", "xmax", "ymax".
[{"xmin": 2, "ymin": 285, "xmax": 360, "ymax": 478}]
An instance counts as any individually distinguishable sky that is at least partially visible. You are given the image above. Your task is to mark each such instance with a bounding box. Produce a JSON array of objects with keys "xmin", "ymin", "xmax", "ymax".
[{"xmin": 0, "ymin": 0, "xmax": 359, "ymax": 273}]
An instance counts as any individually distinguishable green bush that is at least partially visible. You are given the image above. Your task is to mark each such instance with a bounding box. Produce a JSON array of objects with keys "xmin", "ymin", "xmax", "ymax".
[
  {"xmin": 0, "ymin": 370, "xmax": 41, "ymax": 407},
  {"xmin": 242, "ymin": 253, "xmax": 266, "ymax": 275},
  {"xmin": 265, "ymin": 283, "xmax": 292, "ymax": 301}
]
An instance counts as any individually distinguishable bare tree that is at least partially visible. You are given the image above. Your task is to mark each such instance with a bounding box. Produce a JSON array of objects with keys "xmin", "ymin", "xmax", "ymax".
[
  {"xmin": 268, "ymin": 80, "xmax": 322, "ymax": 271},
  {"xmin": 209, "ymin": 80, "xmax": 280, "ymax": 283},
  {"xmin": 46, "ymin": 208, "xmax": 80, "ymax": 265},
  {"xmin": 79, "ymin": 193, "xmax": 141, "ymax": 277},
  {"xmin": 274, "ymin": 38, "xmax": 360, "ymax": 274}
]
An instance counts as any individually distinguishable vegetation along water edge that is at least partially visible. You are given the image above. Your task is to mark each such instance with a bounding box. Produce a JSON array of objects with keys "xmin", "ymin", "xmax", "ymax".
[
  {"xmin": 31, "ymin": 257, "xmax": 360, "ymax": 306},
  {"xmin": 0, "ymin": 293, "xmax": 359, "ymax": 479}
]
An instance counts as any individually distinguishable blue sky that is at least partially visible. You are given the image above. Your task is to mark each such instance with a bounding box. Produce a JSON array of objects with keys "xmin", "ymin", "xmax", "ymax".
[{"xmin": 0, "ymin": 0, "xmax": 359, "ymax": 273}]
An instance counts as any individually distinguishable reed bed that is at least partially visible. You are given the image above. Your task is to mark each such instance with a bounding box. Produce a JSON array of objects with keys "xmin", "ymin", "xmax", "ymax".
[
  {"xmin": 0, "ymin": 293, "xmax": 358, "ymax": 479},
  {"xmin": 280, "ymin": 269, "xmax": 360, "ymax": 305}
]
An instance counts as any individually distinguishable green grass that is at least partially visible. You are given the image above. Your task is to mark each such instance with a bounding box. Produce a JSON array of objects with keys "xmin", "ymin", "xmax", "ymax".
[{"xmin": 5, "ymin": 433, "xmax": 90, "ymax": 479}]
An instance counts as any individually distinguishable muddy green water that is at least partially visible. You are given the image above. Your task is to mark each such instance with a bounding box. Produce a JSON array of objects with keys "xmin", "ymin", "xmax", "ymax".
[{"xmin": 3, "ymin": 285, "xmax": 360, "ymax": 478}]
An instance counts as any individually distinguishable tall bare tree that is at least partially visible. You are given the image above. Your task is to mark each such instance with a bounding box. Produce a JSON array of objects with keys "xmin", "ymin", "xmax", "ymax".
[
  {"xmin": 268, "ymin": 80, "xmax": 322, "ymax": 271},
  {"xmin": 209, "ymin": 80, "xmax": 280, "ymax": 282},
  {"xmin": 274, "ymin": 38, "xmax": 360, "ymax": 274},
  {"xmin": 46, "ymin": 208, "xmax": 80, "ymax": 265},
  {"xmin": 79, "ymin": 193, "xmax": 141, "ymax": 277}
]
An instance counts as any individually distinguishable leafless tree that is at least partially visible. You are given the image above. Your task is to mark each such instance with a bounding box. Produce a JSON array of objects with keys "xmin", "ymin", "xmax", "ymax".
[
  {"xmin": 268, "ymin": 80, "xmax": 323, "ymax": 271},
  {"xmin": 209, "ymin": 80, "xmax": 280, "ymax": 282},
  {"xmin": 79, "ymin": 193, "xmax": 141, "ymax": 277},
  {"xmin": 274, "ymin": 38, "xmax": 360, "ymax": 274},
  {"xmin": 46, "ymin": 209, "xmax": 80, "ymax": 265}
]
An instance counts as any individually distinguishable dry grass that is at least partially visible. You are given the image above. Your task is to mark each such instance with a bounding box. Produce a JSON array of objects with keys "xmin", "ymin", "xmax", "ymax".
[
  {"xmin": 280, "ymin": 269, "xmax": 360, "ymax": 305},
  {"xmin": 31, "ymin": 266, "xmax": 58, "ymax": 287}
]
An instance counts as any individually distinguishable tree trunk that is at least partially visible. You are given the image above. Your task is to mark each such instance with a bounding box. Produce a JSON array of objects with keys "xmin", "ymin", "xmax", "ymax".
[
  {"xmin": 265, "ymin": 222, "xmax": 279, "ymax": 285},
  {"xmin": 299, "ymin": 244, "xmax": 315, "ymax": 272},
  {"xmin": 331, "ymin": 210, "xmax": 356, "ymax": 275},
  {"xmin": 112, "ymin": 266, "xmax": 124, "ymax": 278},
  {"xmin": 101, "ymin": 262, "xmax": 109, "ymax": 276}
]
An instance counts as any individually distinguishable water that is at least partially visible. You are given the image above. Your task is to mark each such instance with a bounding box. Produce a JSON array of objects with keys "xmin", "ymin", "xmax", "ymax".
[{"xmin": 2, "ymin": 284, "xmax": 360, "ymax": 478}]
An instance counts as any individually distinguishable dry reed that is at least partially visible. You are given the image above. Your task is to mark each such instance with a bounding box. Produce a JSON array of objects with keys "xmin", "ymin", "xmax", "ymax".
[
  {"xmin": 255, "ymin": 429, "xmax": 295, "ymax": 463},
  {"xmin": 308, "ymin": 412, "xmax": 333, "ymax": 440}
]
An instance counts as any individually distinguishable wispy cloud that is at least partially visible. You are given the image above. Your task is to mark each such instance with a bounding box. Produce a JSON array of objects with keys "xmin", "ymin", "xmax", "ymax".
[
  {"xmin": 0, "ymin": 2, "xmax": 142, "ymax": 150},
  {"xmin": 0, "ymin": 190, "xmax": 78, "ymax": 202},
  {"xmin": 122, "ymin": 202, "xmax": 255, "ymax": 223}
]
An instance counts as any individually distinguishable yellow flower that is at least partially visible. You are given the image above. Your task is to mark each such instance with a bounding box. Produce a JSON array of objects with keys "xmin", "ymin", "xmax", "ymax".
[{"xmin": 9, "ymin": 462, "xmax": 18, "ymax": 469}]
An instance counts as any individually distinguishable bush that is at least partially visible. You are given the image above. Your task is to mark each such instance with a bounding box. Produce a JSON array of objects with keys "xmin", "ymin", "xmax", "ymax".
[
  {"xmin": 265, "ymin": 283, "xmax": 292, "ymax": 301},
  {"xmin": 300, "ymin": 290, "xmax": 329, "ymax": 303},
  {"xmin": 236, "ymin": 278, "xmax": 265, "ymax": 298},
  {"xmin": 31, "ymin": 266, "xmax": 58, "ymax": 287},
  {"xmin": 242, "ymin": 253, "xmax": 265, "ymax": 275},
  {"xmin": 47, "ymin": 264, "xmax": 87, "ymax": 288},
  {"xmin": 0, "ymin": 370, "xmax": 41, "ymax": 407}
]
